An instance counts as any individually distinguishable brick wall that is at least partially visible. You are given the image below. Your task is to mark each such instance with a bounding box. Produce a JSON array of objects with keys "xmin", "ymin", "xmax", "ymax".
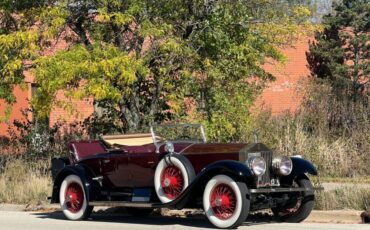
[
  {"xmin": 0, "ymin": 85, "xmax": 30, "ymax": 136},
  {"xmin": 255, "ymin": 37, "xmax": 312, "ymax": 115},
  {"xmin": 49, "ymin": 91, "xmax": 94, "ymax": 126}
]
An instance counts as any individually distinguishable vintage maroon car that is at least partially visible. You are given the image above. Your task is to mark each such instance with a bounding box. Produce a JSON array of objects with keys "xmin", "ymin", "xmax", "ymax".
[{"xmin": 51, "ymin": 124, "xmax": 322, "ymax": 229}]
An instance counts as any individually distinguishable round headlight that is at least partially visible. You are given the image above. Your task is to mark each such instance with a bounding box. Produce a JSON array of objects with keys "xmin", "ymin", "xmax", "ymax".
[
  {"xmin": 272, "ymin": 156, "xmax": 293, "ymax": 176},
  {"xmin": 247, "ymin": 156, "xmax": 266, "ymax": 176},
  {"xmin": 165, "ymin": 142, "xmax": 175, "ymax": 153}
]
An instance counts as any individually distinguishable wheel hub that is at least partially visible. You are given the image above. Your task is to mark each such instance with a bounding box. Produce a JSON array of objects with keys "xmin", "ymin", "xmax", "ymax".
[
  {"xmin": 215, "ymin": 195, "xmax": 230, "ymax": 207},
  {"xmin": 65, "ymin": 182, "xmax": 84, "ymax": 213},
  {"xmin": 160, "ymin": 165, "xmax": 184, "ymax": 199},
  {"xmin": 210, "ymin": 184, "xmax": 236, "ymax": 220},
  {"xmin": 163, "ymin": 177, "xmax": 178, "ymax": 187}
]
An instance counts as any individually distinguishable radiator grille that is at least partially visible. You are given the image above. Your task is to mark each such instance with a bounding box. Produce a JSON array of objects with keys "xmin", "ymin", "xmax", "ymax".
[{"xmin": 258, "ymin": 151, "xmax": 272, "ymax": 187}]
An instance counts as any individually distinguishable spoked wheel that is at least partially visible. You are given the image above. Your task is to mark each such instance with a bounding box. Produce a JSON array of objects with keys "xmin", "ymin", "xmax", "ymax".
[
  {"xmin": 59, "ymin": 175, "xmax": 93, "ymax": 220},
  {"xmin": 161, "ymin": 165, "xmax": 184, "ymax": 199},
  {"xmin": 65, "ymin": 182, "xmax": 84, "ymax": 213},
  {"xmin": 272, "ymin": 175, "xmax": 315, "ymax": 223},
  {"xmin": 155, "ymin": 154, "xmax": 195, "ymax": 203},
  {"xmin": 203, "ymin": 175, "xmax": 250, "ymax": 229}
]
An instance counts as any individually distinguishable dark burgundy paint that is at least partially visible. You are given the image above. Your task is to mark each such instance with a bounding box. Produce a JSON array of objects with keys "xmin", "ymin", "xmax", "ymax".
[{"xmin": 71, "ymin": 141, "xmax": 246, "ymax": 189}]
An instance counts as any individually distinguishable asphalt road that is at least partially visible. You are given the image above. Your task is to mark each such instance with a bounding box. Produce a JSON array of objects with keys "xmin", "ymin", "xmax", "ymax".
[{"xmin": 0, "ymin": 211, "xmax": 368, "ymax": 230}]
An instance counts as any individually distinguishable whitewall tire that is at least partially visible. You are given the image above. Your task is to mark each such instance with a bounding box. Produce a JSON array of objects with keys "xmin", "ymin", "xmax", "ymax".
[
  {"xmin": 203, "ymin": 175, "xmax": 250, "ymax": 229},
  {"xmin": 59, "ymin": 174, "xmax": 93, "ymax": 220},
  {"xmin": 154, "ymin": 154, "xmax": 195, "ymax": 203}
]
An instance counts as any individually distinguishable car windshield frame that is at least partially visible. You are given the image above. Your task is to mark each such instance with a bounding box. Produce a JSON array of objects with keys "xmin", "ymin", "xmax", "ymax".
[{"xmin": 150, "ymin": 124, "xmax": 207, "ymax": 145}]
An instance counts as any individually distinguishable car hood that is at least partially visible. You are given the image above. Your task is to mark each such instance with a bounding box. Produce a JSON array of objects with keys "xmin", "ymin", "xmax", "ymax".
[{"xmin": 172, "ymin": 142, "xmax": 246, "ymax": 155}]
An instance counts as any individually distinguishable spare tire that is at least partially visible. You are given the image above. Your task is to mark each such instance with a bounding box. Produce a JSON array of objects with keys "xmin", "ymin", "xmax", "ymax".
[{"xmin": 154, "ymin": 154, "xmax": 195, "ymax": 203}]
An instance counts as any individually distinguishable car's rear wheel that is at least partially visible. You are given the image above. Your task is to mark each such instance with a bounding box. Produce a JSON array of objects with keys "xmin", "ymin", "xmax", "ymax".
[
  {"xmin": 154, "ymin": 154, "xmax": 195, "ymax": 203},
  {"xmin": 203, "ymin": 175, "xmax": 250, "ymax": 229},
  {"xmin": 59, "ymin": 174, "xmax": 93, "ymax": 220},
  {"xmin": 271, "ymin": 175, "xmax": 315, "ymax": 223}
]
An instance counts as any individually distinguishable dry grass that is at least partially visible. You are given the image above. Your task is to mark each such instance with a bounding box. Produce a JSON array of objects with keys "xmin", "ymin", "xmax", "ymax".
[
  {"xmin": 252, "ymin": 82, "xmax": 370, "ymax": 178},
  {"xmin": 315, "ymin": 187, "xmax": 370, "ymax": 210},
  {"xmin": 0, "ymin": 158, "xmax": 51, "ymax": 205}
]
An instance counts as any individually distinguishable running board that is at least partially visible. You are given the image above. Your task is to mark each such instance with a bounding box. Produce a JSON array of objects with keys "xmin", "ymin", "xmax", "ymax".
[
  {"xmin": 250, "ymin": 186, "xmax": 324, "ymax": 194},
  {"xmin": 89, "ymin": 201, "xmax": 166, "ymax": 208}
]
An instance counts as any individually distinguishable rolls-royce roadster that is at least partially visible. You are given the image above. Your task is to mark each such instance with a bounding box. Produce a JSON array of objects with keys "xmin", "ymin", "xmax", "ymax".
[{"xmin": 51, "ymin": 124, "xmax": 322, "ymax": 229}]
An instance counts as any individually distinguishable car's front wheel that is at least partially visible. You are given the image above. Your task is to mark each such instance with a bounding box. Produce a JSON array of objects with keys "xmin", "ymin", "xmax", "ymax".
[
  {"xmin": 203, "ymin": 175, "xmax": 250, "ymax": 229},
  {"xmin": 271, "ymin": 175, "xmax": 315, "ymax": 223},
  {"xmin": 59, "ymin": 174, "xmax": 93, "ymax": 220}
]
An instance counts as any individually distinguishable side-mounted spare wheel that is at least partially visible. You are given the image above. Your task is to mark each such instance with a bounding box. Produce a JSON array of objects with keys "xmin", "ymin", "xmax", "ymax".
[
  {"xmin": 272, "ymin": 175, "xmax": 315, "ymax": 223},
  {"xmin": 154, "ymin": 154, "xmax": 195, "ymax": 203},
  {"xmin": 59, "ymin": 174, "xmax": 94, "ymax": 220},
  {"xmin": 203, "ymin": 175, "xmax": 250, "ymax": 229}
]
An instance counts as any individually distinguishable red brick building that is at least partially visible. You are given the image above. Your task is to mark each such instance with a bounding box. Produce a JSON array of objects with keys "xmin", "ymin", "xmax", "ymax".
[
  {"xmin": 0, "ymin": 36, "xmax": 311, "ymax": 136},
  {"xmin": 255, "ymin": 37, "xmax": 312, "ymax": 115}
]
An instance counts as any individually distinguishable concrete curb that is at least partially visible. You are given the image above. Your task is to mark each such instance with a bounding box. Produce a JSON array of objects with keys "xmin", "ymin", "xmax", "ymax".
[
  {"xmin": 0, "ymin": 204, "xmax": 60, "ymax": 212},
  {"xmin": 0, "ymin": 204, "xmax": 27, "ymax": 212},
  {"xmin": 305, "ymin": 210, "xmax": 364, "ymax": 224}
]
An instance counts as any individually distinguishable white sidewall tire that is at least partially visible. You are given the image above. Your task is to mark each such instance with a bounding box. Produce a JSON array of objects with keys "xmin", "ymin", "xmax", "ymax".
[
  {"xmin": 154, "ymin": 156, "xmax": 190, "ymax": 203},
  {"xmin": 59, "ymin": 175, "xmax": 88, "ymax": 220},
  {"xmin": 203, "ymin": 175, "xmax": 244, "ymax": 229}
]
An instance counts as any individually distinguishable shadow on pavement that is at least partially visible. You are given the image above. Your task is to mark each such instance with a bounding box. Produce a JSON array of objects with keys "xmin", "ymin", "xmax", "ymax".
[{"xmin": 32, "ymin": 209, "xmax": 278, "ymax": 228}]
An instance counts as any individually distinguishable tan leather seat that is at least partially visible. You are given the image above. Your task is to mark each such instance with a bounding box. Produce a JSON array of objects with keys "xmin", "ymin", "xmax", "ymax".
[{"xmin": 102, "ymin": 133, "xmax": 155, "ymax": 146}]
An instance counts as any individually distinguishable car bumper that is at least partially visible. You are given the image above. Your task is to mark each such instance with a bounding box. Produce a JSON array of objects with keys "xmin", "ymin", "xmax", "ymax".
[{"xmin": 250, "ymin": 186, "xmax": 324, "ymax": 194}]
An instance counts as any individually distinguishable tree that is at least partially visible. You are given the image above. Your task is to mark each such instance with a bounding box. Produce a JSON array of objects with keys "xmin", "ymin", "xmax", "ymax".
[
  {"xmin": 307, "ymin": 0, "xmax": 370, "ymax": 100},
  {"xmin": 0, "ymin": 1, "xmax": 66, "ymax": 121},
  {"xmin": 1, "ymin": 0, "xmax": 314, "ymax": 134}
]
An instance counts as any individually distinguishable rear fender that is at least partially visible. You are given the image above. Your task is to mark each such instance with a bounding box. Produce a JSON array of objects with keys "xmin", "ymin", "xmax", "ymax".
[
  {"xmin": 171, "ymin": 160, "xmax": 254, "ymax": 209},
  {"xmin": 51, "ymin": 165, "xmax": 95, "ymax": 203}
]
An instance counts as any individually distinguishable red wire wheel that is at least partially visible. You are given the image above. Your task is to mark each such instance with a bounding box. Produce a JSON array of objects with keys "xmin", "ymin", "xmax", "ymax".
[
  {"xmin": 65, "ymin": 182, "xmax": 84, "ymax": 213},
  {"xmin": 209, "ymin": 183, "xmax": 237, "ymax": 220},
  {"xmin": 160, "ymin": 165, "xmax": 184, "ymax": 199}
]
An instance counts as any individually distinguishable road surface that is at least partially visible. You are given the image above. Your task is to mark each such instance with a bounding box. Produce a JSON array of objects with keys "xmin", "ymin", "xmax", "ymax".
[{"xmin": 0, "ymin": 211, "xmax": 368, "ymax": 230}]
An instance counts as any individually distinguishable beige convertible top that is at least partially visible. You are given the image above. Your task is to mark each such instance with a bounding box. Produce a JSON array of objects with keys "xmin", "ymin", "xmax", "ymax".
[{"xmin": 102, "ymin": 133, "xmax": 154, "ymax": 146}]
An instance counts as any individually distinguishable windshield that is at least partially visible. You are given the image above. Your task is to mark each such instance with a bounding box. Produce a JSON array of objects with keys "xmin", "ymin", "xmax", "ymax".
[{"xmin": 150, "ymin": 124, "xmax": 207, "ymax": 143}]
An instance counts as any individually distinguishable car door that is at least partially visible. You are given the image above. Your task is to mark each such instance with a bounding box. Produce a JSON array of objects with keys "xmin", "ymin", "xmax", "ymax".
[
  {"xmin": 100, "ymin": 150, "xmax": 130, "ymax": 188},
  {"xmin": 125, "ymin": 144, "xmax": 159, "ymax": 187}
]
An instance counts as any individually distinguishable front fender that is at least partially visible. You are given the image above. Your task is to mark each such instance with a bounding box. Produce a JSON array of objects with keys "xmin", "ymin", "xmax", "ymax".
[
  {"xmin": 170, "ymin": 160, "xmax": 254, "ymax": 209},
  {"xmin": 50, "ymin": 165, "xmax": 94, "ymax": 203},
  {"xmin": 280, "ymin": 157, "xmax": 317, "ymax": 185},
  {"xmin": 199, "ymin": 160, "xmax": 254, "ymax": 183},
  {"xmin": 291, "ymin": 157, "xmax": 317, "ymax": 176}
]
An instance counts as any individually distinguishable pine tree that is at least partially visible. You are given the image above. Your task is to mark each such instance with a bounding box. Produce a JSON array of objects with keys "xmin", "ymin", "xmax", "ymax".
[{"xmin": 307, "ymin": 0, "xmax": 370, "ymax": 100}]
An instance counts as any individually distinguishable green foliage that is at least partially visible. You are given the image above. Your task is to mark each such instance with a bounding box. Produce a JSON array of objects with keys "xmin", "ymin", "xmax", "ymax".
[
  {"xmin": 0, "ymin": 1, "xmax": 69, "ymax": 122},
  {"xmin": 33, "ymin": 44, "xmax": 145, "ymax": 116},
  {"xmin": 307, "ymin": 0, "xmax": 370, "ymax": 99},
  {"xmin": 2, "ymin": 0, "xmax": 315, "ymax": 137}
]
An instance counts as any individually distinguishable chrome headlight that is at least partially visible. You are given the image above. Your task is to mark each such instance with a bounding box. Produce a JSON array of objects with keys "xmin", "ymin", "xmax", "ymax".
[
  {"xmin": 247, "ymin": 156, "xmax": 266, "ymax": 176},
  {"xmin": 165, "ymin": 142, "xmax": 175, "ymax": 153},
  {"xmin": 272, "ymin": 156, "xmax": 293, "ymax": 176}
]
